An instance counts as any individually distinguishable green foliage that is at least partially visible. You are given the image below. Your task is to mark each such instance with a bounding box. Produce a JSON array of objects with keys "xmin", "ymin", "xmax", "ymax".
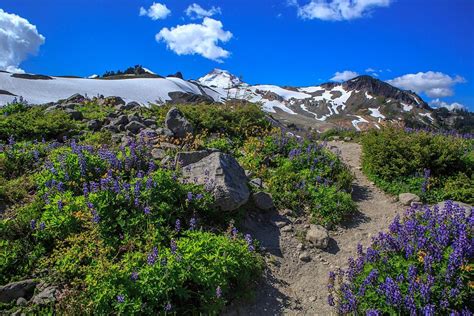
[
  {"xmin": 0, "ymin": 106, "xmax": 78, "ymax": 141},
  {"xmin": 240, "ymin": 134, "xmax": 355, "ymax": 226},
  {"xmin": 0, "ymin": 97, "xmax": 30, "ymax": 116},
  {"xmin": 318, "ymin": 128, "xmax": 361, "ymax": 142},
  {"xmin": 362, "ymin": 127, "xmax": 473, "ymax": 204}
]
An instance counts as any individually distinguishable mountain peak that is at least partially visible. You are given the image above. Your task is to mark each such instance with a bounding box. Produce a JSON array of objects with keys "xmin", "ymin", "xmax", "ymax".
[{"xmin": 198, "ymin": 69, "xmax": 243, "ymax": 88}]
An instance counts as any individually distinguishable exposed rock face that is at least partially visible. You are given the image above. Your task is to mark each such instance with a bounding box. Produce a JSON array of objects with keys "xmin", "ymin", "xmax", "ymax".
[
  {"xmin": 182, "ymin": 152, "xmax": 250, "ymax": 211},
  {"xmin": 165, "ymin": 107, "xmax": 194, "ymax": 138},
  {"xmin": 0, "ymin": 279, "xmax": 37, "ymax": 303},
  {"xmin": 125, "ymin": 121, "xmax": 146, "ymax": 134},
  {"xmin": 167, "ymin": 72, "xmax": 184, "ymax": 79},
  {"xmin": 176, "ymin": 149, "xmax": 219, "ymax": 168},
  {"xmin": 398, "ymin": 193, "xmax": 421, "ymax": 206},
  {"xmin": 64, "ymin": 93, "xmax": 85, "ymax": 104},
  {"xmin": 64, "ymin": 108, "xmax": 84, "ymax": 120},
  {"xmin": 32, "ymin": 286, "xmax": 57, "ymax": 305},
  {"xmin": 252, "ymin": 191, "xmax": 274, "ymax": 210},
  {"xmin": 168, "ymin": 91, "xmax": 214, "ymax": 104},
  {"xmin": 306, "ymin": 224, "xmax": 329, "ymax": 249}
]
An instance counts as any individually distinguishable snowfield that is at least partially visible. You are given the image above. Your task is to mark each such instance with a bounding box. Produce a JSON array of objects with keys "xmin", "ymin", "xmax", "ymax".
[{"xmin": 0, "ymin": 72, "xmax": 217, "ymax": 106}]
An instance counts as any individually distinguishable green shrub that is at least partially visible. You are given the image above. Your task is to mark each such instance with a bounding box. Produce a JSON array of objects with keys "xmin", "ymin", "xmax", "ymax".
[{"xmin": 361, "ymin": 127, "xmax": 473, "ymax": 204}]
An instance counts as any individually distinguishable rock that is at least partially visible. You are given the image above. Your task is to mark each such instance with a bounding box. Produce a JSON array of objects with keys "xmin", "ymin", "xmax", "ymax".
[
  {"xmin": 252, "ymin": 191, "xmax": 274, "ymax": 210},
  {"xmin": 143, "ymin": 119, "xmax": 156, "ymax": 127},
  {"xmin": 151, "ymin": 148, "xmax": 166, "ymax": 160},
  {"xmin": 31, "ymin": 286, "xmax": 57, "ymax": 305},
  {"xmin": 176, "ymin": 149, "xmax": 219, "ymax": 168},
  {"xmin": 296, "ymin": 243, "xmax": 304, "ymax": 251},
  {"xmin": 245, "ymin": 170, "xmax": 254, "ymax": 178},
  {"xmin": 16, "ymin": 297, "xmax": 28, "ymax": 306},
  {"xmin": 104, "ymin": 96, "xmax": 125, "ymax": 106},
  {"xmin": 44, "ymin": 105, "xmax": 60, "ymax": 113},
  {"xmin": 308, "ymin": 296, "xmax": 316, "ymax": 302},
  {"xmin": 299, "ymin": 251, "xmax": 311, "ymax": 262},
  {"xmin": 125, "ymin": 121, "xmax": 146, "ymax": 134},
  {"xmin": 140, "ymin": 128, "xmax": 158, "ymax": 137},
  {"xmin": 87, "ymin": 119, "xmax": 102, "ymax": 131},
  {"xmin": 332, "ymin": 136, "xmax": 341, "ymax": 141},
  {"xmin": 281, "ymin": 225, "xmax": 293, "ymax": 232},
  {"xmin": 111, "ymin": 115, "xmax": 129, "ymax": 127},
  {"xmin": 435, "ymin": 200, "xmax": 472, "ymax": 217},
  {"xmin": 159, "ymin": 142, "xmax": 179, "ymax": 150},
  {"xmin": 103, "ymin": 124, "xmax": 120, "ymax": 133},
  {"xmin": 156, "ymin": 128, "xmax": 174, "ymax": 137},
  {"xmin": 306, "ymin": 224, "xmax": 329, "ymax": 249},
  {"xmin": 181, "ymin": 152, "xmax": 250, "ymax": 211},
  {"xmin": 168, "ymin": 71, "xmax": 183, "ymax": 79},
  {"xmin": 249, "ymin": 178, "xmax": 263, "ymax": 188},
  {"xmin": 165, "ymin": 107, "xmax": 193, "ymax": 138},
  {"xmin": 121, "ymin": 101, "xmax": 140, "ymax": 110},
  {"xmin": 64, "ymin": 109, "xmax": 83, "ymax": 120},
  {"xmin": 0, "ymin": 279, "xmax": 37, "ymax": 303},
  {"xmin": 398, "ymin": 193, "xmax": 420, "ymax": 206},
  {"xmin": 343, "ymin": 137, "xmax": 352, "ymax": 141},
  {"xmin": 274, "ymin": 221, "xmax": 287, "ymax": 228},
  {"xmin": 280, "ymin": 209, "xmax": 293, "ymax": 216},
  {"xmin": 65, "ymin": 93, "xmax": 84, "ymax": 104}
]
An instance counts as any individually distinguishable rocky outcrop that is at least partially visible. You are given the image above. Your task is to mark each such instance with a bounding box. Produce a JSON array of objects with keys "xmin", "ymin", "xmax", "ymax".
[
  {"xmin": 165, "ymin": 107, "xmax": 194, "ymax": 138},
  {"xmin": 168, "ymin": 91, "xmax": 214, "ymax": 104},
  {"xmin": 176, "ymin": 149, "xmax": 219, "ymax": 168},
  {"xmin": 0, "ymin": 279, "xmax": 37, "ymax": 303},
  {"xmin": 181, "ymin": 152, "xmax": 250, "ymax": 211}
]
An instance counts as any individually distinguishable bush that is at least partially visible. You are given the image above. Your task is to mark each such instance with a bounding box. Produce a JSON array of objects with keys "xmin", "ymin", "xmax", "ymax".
[
  {"xmin": 361, "ymin": 127, "xmax": 473, "ymax": 204},
  {"xmin": 328, "ymin": 202, "xmax": 473, "ymax": 315},
  {"xmin": 0, "ymin": 107, "xmax": 78, "ymax": 141}
]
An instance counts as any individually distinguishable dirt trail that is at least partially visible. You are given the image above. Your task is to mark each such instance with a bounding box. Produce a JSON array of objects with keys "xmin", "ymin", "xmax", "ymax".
[{"xmin": 226, "ymin": 141, "xmax": 406, "ymax": 315}]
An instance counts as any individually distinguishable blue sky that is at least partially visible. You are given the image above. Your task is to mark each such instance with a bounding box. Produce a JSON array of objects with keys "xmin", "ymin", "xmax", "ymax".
[{"xmin": 1, "ymin": 0, "xmax": 473, "ymax": 110}]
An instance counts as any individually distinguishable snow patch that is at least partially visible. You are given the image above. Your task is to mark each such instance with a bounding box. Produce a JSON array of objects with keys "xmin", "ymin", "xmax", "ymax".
[
  {"xmin": 401, "ymin": 103, "xmax": 413, "ymax": 112},
  {"xmin": 351, "ymin": 116, "xmax": 369, "ymax": 131},
  {"xmin": 368, "ymin": 107, "xmax": 385, "ymax": 119}
]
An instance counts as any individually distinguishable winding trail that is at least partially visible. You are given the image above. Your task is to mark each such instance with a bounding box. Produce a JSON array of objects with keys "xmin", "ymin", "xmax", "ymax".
[{"xmin": 226, "ymin": 141, "xmax": 406, "ymax": 315}]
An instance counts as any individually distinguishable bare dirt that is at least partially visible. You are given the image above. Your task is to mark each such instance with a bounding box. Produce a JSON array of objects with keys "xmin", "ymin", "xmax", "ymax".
[{"xmin": 225, "ymin": 141, "xmax": 406, "ymax": 315}]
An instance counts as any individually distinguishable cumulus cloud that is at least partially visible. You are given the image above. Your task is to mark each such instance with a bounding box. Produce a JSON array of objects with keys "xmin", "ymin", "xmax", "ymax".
[
  {"xmin": 156, "ymin": 18, "xmax": 232, "ymax": 62},
  {"xmin": 139, "ymin": 2, "xmax": 171, "ymax": 20},
  {"xmin": 185, "ymin": 3, "xmax": 221, "ymax": 19},
  {"xmin": 387, "ymin": 71, "xmax": 466, "ymax": 98},
  {"xmin": 330, "ymin": 70, "xmax": 359, "ymax": 82},
  {"xmin": 0, "ymin": 9, "xmax": 45, "ymax": 73},
  {"xmin": 429, "ymin": 99, "xmax": 466, "ymax": 111},
  {"xmin": 291, "ymin": 0, "xmax": 392, "ymax": 21}
]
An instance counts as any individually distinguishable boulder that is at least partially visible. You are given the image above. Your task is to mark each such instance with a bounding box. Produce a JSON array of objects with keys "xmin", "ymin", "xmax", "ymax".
[
  {"xmin": 151, "ymin": 148, "xmax": 167, "ymax": 160},
  {"xmin": 87, "ymin": 119, "xmax": 102, "ymax": 131},
  {"xmin": 16, "ymin": 297, "xmax": 28, "ymax": 306},
  {"xmin": 398, "ymin": 193, "xmax": 420, "ymax": 206},
  {"xmin": 64, "ymin": 108, "xmax": 83, "ymax": 120},
  {"xmin": 111, "ymin": 115, "xmax": 129, "ymax": 127},
  {"xmin": 31, "ymin": 286, "xmax": 57, "ymax": 305},
  {"xmin": 156, "ymin": 128, "xmax": 174, "ymax": 137},
  {"xmin": 121, "ymin": 101, "xmax": 140, "ymax": 110},
  {"xmin": 140, "ymin": 128, "xmax": 158, "ymax": 137},
  {"xmin": 44, "ymin": 105, "xmax": 60, "ymax": 113},
  {"xmin": 252, "ymin": 191, "xmax": 274, "ymax": 210},
  {"xmin": 105, "ymin": 96, "xmax": 125, "ymax": 106},
  {"xmin": 125, "ymin": 121, "xmax": 146, "ymax": 134},
  {"xmin": 165, "ymin": 107, "xmax": 193, "ymax": 138},
  {"xmin": 143, "ymin": 119, "xmax": 157, "ymax": 127},
  {"xmin": 64, "ymin": 93, "xmax": 84, "ymax": 104},
  {"xmin": 63, "ymin": 102, "xmax": 80, "ymax": 109},
  {"xmin": 306, "ymin": 224, "xmax": 329, "ymax": 249},
  {"xmin": 176, "ymin": 149, "xmax": 219, "ymax": 168},
  {"xmin": 182, "ymin": 152, "xmax": 250, "ymax": 211},
  {"xmin": 0, "ymin": 279, "xmax": 37, "ymax": 303}
]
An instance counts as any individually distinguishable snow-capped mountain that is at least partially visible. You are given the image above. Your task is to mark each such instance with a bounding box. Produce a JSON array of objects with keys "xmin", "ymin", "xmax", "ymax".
[
  {"xmin": 197, "ymin": 69, "xmax": 244, "ymax": 89},
  {"xmin": 0, "ymin": 68, "xmax": 462, "ymax": 131}
]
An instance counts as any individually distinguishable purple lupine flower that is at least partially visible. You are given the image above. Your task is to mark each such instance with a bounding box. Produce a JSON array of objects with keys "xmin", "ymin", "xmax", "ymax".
[
  {"xmin": 327, "ymin": 294, "xmax": 335, "ymax": 306},
  {"xmin": 57, "ymin": 200, "xmax": 64, "ymax": 211},
  {"xmin": 231, "ymin": 226, "xmax": 238, "ymax": 239},
  {"xmin": 366, "ymin": 310, "xmax": 380, "ymax": 316},
  {"xmin": 195, "ymin": 193, "xmax": 204, "ymax": 200},
  {"xmin": 216, "ymin": 286, "xmax": 222, "ymax": 298},
  {"xmin": 170, "ymin": 239, "xmax": 177, "ymax": 254},
  {"xmin": 144, "ymin": 206, "xmax": 151, "ymax": 215},
  {"xmin": 117, "ymin": 295, "xmax": 125, "ymax": 303},
  {"xmin": 30, "ymin": 219, "xmax": 36, "ymax": 230},
  {"xmin": 131, "ymin": 271, "xmax": 139, "ymax": 281},
  {"xmin": 164, "ymin": 302, "xmax": 172, "ymax": 312},
  {"xmin": 147, "ymin": 246, "xmax": 158, "ymax": 265},
  {"xmin": 189, "ymin": 217, "xmax": 197, "ymax": 230},
  {"xmin": 244, "ymin": 233, "xmax": 255, "ymax": 252},
  {"xmin": 175, "ymin": 219, "xmax": 181, "ymax": 233},
  {"xmin": 186, "ymin": 192, "xmax": 193, "ymax": 202},
  {"xmin": 39, "ymin": 222, "xmax": 45, "ymax": 230}
]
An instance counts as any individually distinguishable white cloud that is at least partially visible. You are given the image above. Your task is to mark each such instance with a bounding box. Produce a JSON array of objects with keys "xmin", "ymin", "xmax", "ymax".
[
  {"xmin": 387, "ymin": 71, "xmax": 466, "ymax": 98},
  {"xmin": 292, "ymin": 0, "xmax": 392, "ymax": 21},
  {"xmin": 330, "ymin": 70, "xmax": 359, "ymax": 82},
  {"xmin": 156, "ymin": 18, "xmax": 232, "ymax": 62},
  {"xmin": 185, "ymin": 3, "xmax": 221, "ymax": 19},
  {"xmin": 139, "ymin": 2, "xmax": 171, "ymax": 20},
  {"xmin": 429, "ymin": 99, "xmax": 466, "ymax": 111},
  {"xmin": 0, "ymin": 9, "xmax": 45, "ymax": 73}
]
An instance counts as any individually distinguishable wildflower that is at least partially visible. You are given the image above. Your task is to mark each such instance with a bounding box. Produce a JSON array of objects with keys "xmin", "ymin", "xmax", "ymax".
[
  {"xmin": 170, "ymin": 239, "xmax": 177, "ymax": 254},
  {"xmin": 175, "ymin": 219, "xmax": 181, "ymax": 233},
  {"xmin": 186, "ymin": 192, "xmax": 193, "ymax": 202},
  {"xmin": 30, "ymin": 219, "xmax": 36, "ymax": 230},
  {"xmin": 147, "ymin": 247, "xmax": 158, "ymax": 265},
  {"xmin": 164, "ymin": 302, "xmax": 172, "ymax": 312},
  {"xmin": 189, "ymin": 217, "xmax": 197, "ymax": 230},
  {"xmin": 39, "ymin": 222, "xmax": 46, "ymax": 230},
  {"xmin": 57, "ymin": 200, "xmax": 64, "ymax": 211},
  {"xmin": 144, "ymin": 206, "xmax": 151, "ymax": 215},
  {"xmin": 216, "ymin": 286, "xmax": 222, "ymax": 298},
  {"xmin": 244, "ymin": 233, "xmax": 255, "ymax": 252},
  {"xmin": 117, "ymin": 294, "xmax": 125, "ymax": 303},
  {"xmin": 131, "ymin": 271, "xmax": 139, "ymax": 281}
]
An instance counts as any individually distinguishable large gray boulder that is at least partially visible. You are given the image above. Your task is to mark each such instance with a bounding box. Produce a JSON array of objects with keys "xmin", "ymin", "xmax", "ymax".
[
  {"xmin": 182, "ymin": 152, "xmax": 250, "ymax": 211},
  {"xmin": 32, "ymin": 286, "xmax": 57, "ymax": 305},
  {"xmin": 0, "ymin": 279, "xmax": 37, "ymax": 303},
  {"xmin": 165, "ymin": 107, "xmax": 193, "ymax": 138},
  {"xmin": 399, "ymin": 193, "xmax": 420, "ymax": 206},
  {"xmin": 306, "ymin": 224, "xmax": 329, "ymax": 249},
  {"xmin": 176, "ymin": 149, "xmax": 219, "ymax": 168}
]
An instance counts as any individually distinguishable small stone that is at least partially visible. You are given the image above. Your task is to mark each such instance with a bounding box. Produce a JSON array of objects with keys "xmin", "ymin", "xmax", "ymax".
[
  {"xmin": 281, "ymin": 225, "xmax": 293, "ymax": 232},
  {"xmin": 296, "ymin": 243, "xmax": 304, "ymax": 251},
  {"xmin": 274, "ymin": 221, "xmax": 287, "ymax": 228},
  {"xmin": 398, "ymin": 193, "xmax": 420, "ymax": 206},
  {"xmin": 16, "ymin": 297, "xmax": 28, "ymax": 306},
  {"xmin": 306, "ymin": 224, "xmax": 329, "ymax": 249},
  {"xmin": 299, "ymin": 251, "xmax": 311, "ymax": 262},
  {"xmin": 151, "ymin": 148, "xmax": 166, "ymax": 160},
  {"xmin": 280, "ymin": 209, "xmax": 292, "ymax": 216},
  {"xmin": 249, "ymin": 178, "xmax": 263, "ymax": 188},
  {"xmin": 308, "ymin": 296, "xmax": 316, "ymax": 302}
]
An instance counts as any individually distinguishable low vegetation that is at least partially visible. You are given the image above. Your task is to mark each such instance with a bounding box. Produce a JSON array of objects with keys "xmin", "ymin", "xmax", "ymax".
[
  {"xmin": 361, "ymin": 127, "xmax": 473, "ymax": 204},
  {"xmin": 328, "ymin": 201, "xmax": 473, "ymax": 315}
]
